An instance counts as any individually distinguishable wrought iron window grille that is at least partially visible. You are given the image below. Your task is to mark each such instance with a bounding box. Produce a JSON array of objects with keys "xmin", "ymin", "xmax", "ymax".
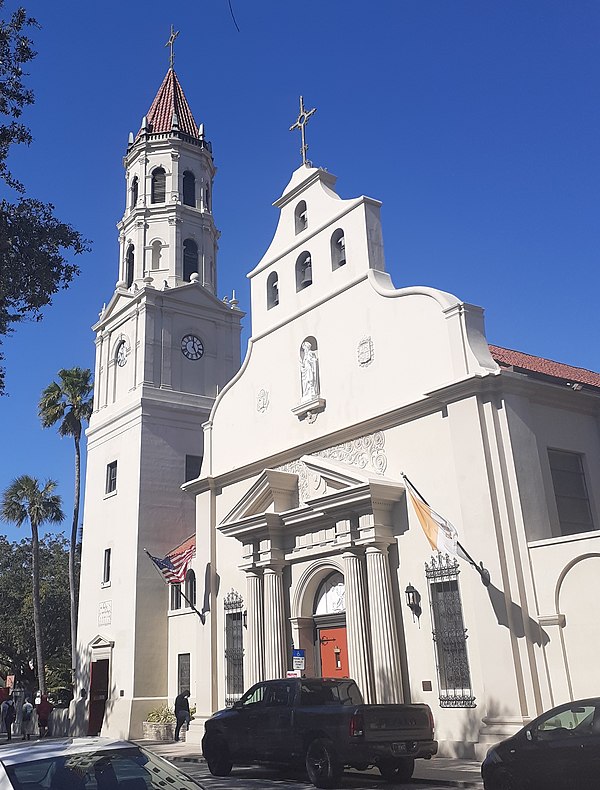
[
  {"xmin": 425, "ymin": 553, "xmax": 476, "ymax": 708},
  {"xmin": 224, "ymin": 589, "xmax": 245, "ymax": 707}
]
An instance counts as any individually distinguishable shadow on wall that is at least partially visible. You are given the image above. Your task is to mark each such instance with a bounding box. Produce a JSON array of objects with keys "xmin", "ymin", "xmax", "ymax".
[
  {"xmin": 201, "ymin": 562, "xmax": 219, "ymax": 623},
  {"xmin": 487, "ymin": 584, "xmax": 549, "ymax": 647},
  {"xmin": 445, "ymin": 697, "xmax": 513, "ymax": 759}
]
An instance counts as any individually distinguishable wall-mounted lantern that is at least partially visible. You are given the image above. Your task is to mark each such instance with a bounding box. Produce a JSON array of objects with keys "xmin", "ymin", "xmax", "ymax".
[{"xmin": 405, "ymin": 583, "xmax": 422, "ymax": 622}]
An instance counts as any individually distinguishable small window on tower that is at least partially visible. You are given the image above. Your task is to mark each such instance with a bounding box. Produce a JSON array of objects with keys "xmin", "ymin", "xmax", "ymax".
[
  {"xmin": 171, "ymin": 583, "xmax": 182, "ymax": 611},
  {"xmin": 205, "ymin": 185, "xmax": 211, "ymax": 212},
  {"xmin": 151, "ymin": 167, "xmax": 166, "ymax": 204},
  {"xmin": 183, "ymin": 171, "xmax": 196, "ymax": 207},
  {"xmin": 102, "ymin": 548, "xmax": 111, "ymax": 585},
  {"xmin": 125, "ymin": 245, "xmax": 135, "ymax": 288},
  {"xmin": 185, "ymin": 570, "xmax": 196, "ymax": 606},
  {"xmin": 295, "ymin": 200, "xmax": 308, "ymax": 234},
  {"xmin": 151, "ymin": 240, "xmax": 162, "ymax": 270},
  {"xmin": 267, "ymin": 272, "xmax": 279, "ymax": 309},
  {"xmin": 183, "ymin": 239, "xmax": 199, "ymax": 282},
  {"xmin": 130, "ymin": 176, "xmax": 139, "ymax": 209},
  {"xmin": 106, "ymin": 461, "xmax": 117, "ymax": 495}
]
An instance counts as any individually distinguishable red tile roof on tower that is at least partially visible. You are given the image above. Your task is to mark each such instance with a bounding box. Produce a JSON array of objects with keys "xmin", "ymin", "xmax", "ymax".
[
  {"xmin": 489, "ymin": 345, "xmax": 600, "ymax": 389},
  {"xmin": 142, "ymin": 68, "xmax": 199, "ymax": 138},
  {"xmin": 167, "ymin": 533, "xmax": 196, "ymax": 559}
]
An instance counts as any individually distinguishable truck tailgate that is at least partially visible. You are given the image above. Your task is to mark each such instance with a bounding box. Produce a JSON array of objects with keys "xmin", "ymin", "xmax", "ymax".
[{"xmin": 361, "ymin": 704, "xmax": 433, "ymax": 742}]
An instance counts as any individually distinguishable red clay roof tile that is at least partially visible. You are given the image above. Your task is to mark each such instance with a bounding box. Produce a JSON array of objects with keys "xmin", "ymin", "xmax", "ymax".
[
  {"xmin": 489, "ymin": 345, "xmax": 600, "ymax": 389},
  {"xmin": 168, "ymin": 533, "xmax": 196, "ymax": 558},
  {"xmin": 142, "ymin": 68, "xmax": 198, "ymax": 138}
]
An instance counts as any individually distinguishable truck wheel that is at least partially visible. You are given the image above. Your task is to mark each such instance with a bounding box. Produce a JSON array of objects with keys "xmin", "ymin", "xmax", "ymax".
[
  {"xmin": 203, "ymin": 735, "xmax": 233, "ymax": 777},
  {"xmin": 305, "ymin": 737, "xmax": 343, "ymax": 788},
  {"xmin": 378, "ymin": 757, "xmax": 415, "ymax": 783}
]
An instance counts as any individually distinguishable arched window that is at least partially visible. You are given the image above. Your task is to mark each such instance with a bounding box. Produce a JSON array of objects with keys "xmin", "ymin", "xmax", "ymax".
[
  {"xmin": 183, "ymin": 171, "xmax": 196, "ymax": 207},
  {"xmin": 130, "ymin": 176, "xmax": 138, "ymax": 209},
  {"xmin": 151, "ymin": 240, "xmax": 162, "ymax": 270},
  {"xmin": 331, "ymin": 229, "xmax": 346, "ymax": 269},
  {"xmin": 125, "ymin": 244, "xmax": 135, "ymax": 288},
  {"xmin": 185, "ymin": 570, "xmax": 196, "ymax": 606},
  {"xmin": 151, "ymin": 167, "xmax": 166, "ymax": 204},
  {"xmin": 296, "ymin": 251, "xmax": 312, "ymax": 291},
  {"xmin": 313, "ymin": 572, "xmax": 345, "ymax": 615},
  {"xmin": 294, "ymin": 200, "xmax": 307, "ymax": 234},
  {"xmin": 267, "ymin": 271, "xmax": 279, "ymax": 309},
  {"xmin": 183, "ymin": 239, "xmax": 199, "ymax": 282}
]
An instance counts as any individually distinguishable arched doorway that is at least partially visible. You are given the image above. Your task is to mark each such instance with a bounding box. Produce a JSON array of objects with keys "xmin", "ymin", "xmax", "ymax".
[{"xmin": 313, "ymin": 572, "xmax": 349, "ymax": 677}]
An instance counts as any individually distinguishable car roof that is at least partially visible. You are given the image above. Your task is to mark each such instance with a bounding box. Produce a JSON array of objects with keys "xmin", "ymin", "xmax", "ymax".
[{"xmin": 0, "ymin": 737, "xmax": 134, "ymax": 766}]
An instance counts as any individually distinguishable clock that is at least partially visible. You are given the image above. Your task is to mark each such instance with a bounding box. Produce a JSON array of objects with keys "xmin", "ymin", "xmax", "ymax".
[
  {"xmin": 181, "ymin": 334, "xmax": 204, "ymax": 361},
  {"xmin": 116, "ymin": 341, "xmax": 127, "ymax": 367}
]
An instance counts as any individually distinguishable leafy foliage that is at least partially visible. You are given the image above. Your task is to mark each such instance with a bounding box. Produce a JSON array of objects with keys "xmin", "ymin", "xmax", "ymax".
[
  {"xmin": 145, "ymin": 704, "xmax": 176, "ymax": 724},
  {"xmin": 0, "ymin": 534, "xmax": 71, "ymax": 690},
  {"xmin": 0, "ymin": 2, "xmax": 90, "ymax": 394}
]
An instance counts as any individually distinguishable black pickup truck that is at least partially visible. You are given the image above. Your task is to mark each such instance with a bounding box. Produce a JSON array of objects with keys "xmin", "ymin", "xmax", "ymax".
[{"xmin": 202, "ymin": 677, "xmax": 437, "ymax": 788}]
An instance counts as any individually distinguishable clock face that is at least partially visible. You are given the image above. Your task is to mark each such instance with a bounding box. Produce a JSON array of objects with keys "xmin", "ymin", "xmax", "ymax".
[
  {"xmin": 181, "ymin": 334, "xmax": 204, "ymax": 361},
  {"xmin": 116, "ymin": 341, "xmax": 127, "ymax": 367}
]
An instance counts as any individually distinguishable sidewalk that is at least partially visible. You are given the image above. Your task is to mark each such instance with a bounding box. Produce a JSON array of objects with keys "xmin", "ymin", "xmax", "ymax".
[{"xmin": 137, "ymin": 739, "xmax": 483, "ymax": 788}]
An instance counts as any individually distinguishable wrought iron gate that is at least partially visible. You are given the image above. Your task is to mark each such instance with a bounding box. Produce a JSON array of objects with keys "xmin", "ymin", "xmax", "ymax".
[{"xmin": 224, "ymin": 589, "xmax": 245, "ymax": 707}]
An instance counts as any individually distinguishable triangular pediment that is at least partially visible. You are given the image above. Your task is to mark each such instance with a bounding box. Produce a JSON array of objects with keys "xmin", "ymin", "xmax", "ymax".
[
  {"xmin": 221, "ymin": 456, "xmax": 380, "ymax": 528},
  {"xmin": 89, "ymin": 634, "xmax": 115, "ymax": 650}
]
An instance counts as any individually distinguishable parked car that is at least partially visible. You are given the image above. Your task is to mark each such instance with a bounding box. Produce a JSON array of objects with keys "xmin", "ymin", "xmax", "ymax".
[
  {"xmin": 0, "ymin": 737, "xmax": 201, "ymax": 790},
  {"xmin": 481, "ymin": 697, "xmax": 600, "ymax": 790},
  {"xmin": 202, "ymin": 677, "xmax": 437, "ymax": 788}
]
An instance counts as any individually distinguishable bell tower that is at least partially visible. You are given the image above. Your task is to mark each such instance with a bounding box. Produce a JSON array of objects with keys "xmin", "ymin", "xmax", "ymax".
[
  {"xmin": 118, "ymin": 67, "xmax": 219, "ymax": 292},
  {"xmin": 76, "ymin": 47, "xmax": 243, "ymax": 739}
]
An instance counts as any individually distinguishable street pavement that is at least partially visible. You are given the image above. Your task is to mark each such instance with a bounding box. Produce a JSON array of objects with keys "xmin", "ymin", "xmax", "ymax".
[{"xmin": 139, "ymin": 740, "xmax": 483, "ymax": 790}]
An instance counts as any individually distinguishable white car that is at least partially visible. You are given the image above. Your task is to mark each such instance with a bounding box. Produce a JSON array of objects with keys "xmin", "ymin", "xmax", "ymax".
[{"xmin": 0, "ymin": 737, "xmax": 202, "ymax": 790}]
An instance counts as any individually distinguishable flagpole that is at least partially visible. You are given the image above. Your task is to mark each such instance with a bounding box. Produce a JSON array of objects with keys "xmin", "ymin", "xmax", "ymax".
[
  {"xmin": 143, "ymin": 548, "xmax": 206, "ymax": 623},
  {"xmin": 401, "ymin": 474, "xmax": 491, "ymax": 587}
]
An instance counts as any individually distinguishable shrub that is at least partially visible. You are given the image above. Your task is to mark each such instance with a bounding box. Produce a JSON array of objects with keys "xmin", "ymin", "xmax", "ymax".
[{"xmin": 145, "ymin": 704, "xmax": 176, "ymax": 723}]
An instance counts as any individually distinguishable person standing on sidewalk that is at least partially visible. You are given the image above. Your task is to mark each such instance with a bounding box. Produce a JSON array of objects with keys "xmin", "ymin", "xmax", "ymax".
[
  {"xmin": 174, "ymin": 690, "xmax": 190, "ymax": 742},
  {"xmin": 1, "ymin": 694, "xmax": 16, "ymax": 741},
  {"xmin": 21, "ymin": 698, "xmax": 34, "ymax": 741}
]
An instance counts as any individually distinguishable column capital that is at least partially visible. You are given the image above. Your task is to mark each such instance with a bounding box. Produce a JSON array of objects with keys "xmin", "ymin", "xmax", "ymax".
[
  {"xmin": 262, "ymin": 561, "xmax": 286, "ymax": 574},
  {"xmin": 364, "ymin": 540, "xmax": 394, "ymax": 553},
  {"xmin": 341, "ymin": 548, "xmax": 365, "ymax": 560}
]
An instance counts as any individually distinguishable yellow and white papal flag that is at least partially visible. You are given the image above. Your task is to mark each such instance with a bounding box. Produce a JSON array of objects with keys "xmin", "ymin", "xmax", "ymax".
[{"xmin": 403, "ymin": 475, "xmax": 466, "ymax": 559}]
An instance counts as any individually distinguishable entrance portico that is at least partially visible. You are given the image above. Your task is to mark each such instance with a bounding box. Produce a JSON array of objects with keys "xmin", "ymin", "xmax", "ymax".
[{"xmin": 219, "ymin": 456, "xmax": 407, "ymax": 704}]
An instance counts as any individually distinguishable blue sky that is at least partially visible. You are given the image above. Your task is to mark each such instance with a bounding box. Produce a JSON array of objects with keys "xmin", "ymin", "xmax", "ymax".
[{"xmin": 1, "ymin": 0, "xmax": 599, "ymax": 542}]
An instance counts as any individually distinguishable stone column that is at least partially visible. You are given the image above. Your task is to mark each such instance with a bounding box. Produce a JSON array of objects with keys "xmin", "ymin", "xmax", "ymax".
[
  {"xmin": 342, "ymin": 550, "xmax": 374, "ymax": 703},
  {"xmin": 365, "ymin": 544, "xmax": 403, "ymax": 703},
  {"xmin": 263, "ymin": 565, "xmax": 287, "ymax": 680},
  {"xmin": 245, "ymin": 570, "xmax": 264, "ymax": 687}
]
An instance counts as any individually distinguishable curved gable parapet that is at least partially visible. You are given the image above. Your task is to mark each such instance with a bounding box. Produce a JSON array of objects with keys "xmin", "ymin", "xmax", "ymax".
[{"xmin": 367, "ymin": 270, "xmax": 499, "ymax": 377}]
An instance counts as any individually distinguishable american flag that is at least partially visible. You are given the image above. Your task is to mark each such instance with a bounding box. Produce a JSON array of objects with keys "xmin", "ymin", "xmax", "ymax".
[{"xmin": 147, "ymin": 546, "xmax": 195, "ymax": 584}]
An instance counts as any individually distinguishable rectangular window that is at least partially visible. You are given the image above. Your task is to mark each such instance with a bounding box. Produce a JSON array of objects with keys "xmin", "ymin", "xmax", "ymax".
[
  {"xmin": 426, "ymin": 554, "xmax": 475, "ymax": 708},
  {"xmin": 106, "ymin": 461, "xmax": 118, "ymax": 494},
  {"xmin": 224, "ymin": 590, "xmax": 244, "ymax": 707},
  {"xmin": 102, "ymin": 548, "xmax": 111, "ymax": 584},
  {"xmin": 177, "ymin": 653, "xmax": 190, "ymax": 696},
  {"xmin": 548, "ymin": 449, "xmax": 594, "ymax": 536},
  {"xmin": 184, "ymin": 455, "xmax": 203, "ymax": 483},
  {"xmin": 170, "ymin": 583, "xmax": 182, "ymax": 611}
]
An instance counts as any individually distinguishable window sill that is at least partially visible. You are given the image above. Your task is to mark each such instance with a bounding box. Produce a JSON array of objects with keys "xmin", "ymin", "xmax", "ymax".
[
  {"xmin": 528, "ymin": 529, "xmax": 600, "ymax": 549},
  {"xmin": 168, "ymin": 608, "xmax": 195, "ymax": 618},
  {"xmin": 104, "ymin": 489, "xmax": 118, "ymax": 500},
  {"xmin": 101, "ymin": 581, "xmax": 111, "ymax": 589}
]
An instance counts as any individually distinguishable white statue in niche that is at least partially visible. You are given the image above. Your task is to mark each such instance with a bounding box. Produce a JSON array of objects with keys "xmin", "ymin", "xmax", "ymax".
[{"xmin": 300, "ymin": 340, "xmax": 319, "ymax": 402}]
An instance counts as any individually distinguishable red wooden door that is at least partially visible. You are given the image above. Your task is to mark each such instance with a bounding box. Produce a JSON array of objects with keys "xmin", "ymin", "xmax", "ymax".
[{"xmin": 319, "ymin": 626, "xmax": 349, "ymax": 677}]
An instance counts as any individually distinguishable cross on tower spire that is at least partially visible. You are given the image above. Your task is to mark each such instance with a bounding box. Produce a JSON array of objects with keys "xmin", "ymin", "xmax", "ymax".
[
  {"xmin": 165, "ymin": 24, "xmax": 179, "ymax": 69},
  {"xmin": 289, "ymin": 96, "xmax": 316, "ymax": 167}
]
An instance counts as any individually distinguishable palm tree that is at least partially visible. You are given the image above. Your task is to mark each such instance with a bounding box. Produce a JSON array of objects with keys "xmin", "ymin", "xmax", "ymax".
[
  {"xmin": 39, "ymin": 367, "xmax": 93, "ymax": 685},
  {"xmin": 1, "ymin": 476, "xmax": 64, "ymax": 694}
]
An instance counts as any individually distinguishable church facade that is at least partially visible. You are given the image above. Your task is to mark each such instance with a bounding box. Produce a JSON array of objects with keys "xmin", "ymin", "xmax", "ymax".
[{"xmin": 77, "ymin": 66, "xmax": 600, "ymax": 758}]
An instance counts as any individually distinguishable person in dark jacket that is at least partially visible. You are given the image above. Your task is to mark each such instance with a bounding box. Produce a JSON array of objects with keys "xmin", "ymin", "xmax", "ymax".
[
  {"xmin": 1, "ymin": 693, "xmax": 16, "ymax": 741},
  {"xmin": 174, "ymin": 690, "xmax": 190, "ymax": 742}
]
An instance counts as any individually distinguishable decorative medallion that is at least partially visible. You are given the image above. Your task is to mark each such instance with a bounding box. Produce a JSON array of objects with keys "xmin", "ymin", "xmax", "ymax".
[
  {"xmin": 256, "ymin": 389, "xmax": 270, "ymax": 413},
  {"xmin": 357, "ymin": 336, "xmax": 374, "ymax": 367},
  {"xmin": 181, "ymin": 334, "xmax": 204, "ymax": 360}
]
